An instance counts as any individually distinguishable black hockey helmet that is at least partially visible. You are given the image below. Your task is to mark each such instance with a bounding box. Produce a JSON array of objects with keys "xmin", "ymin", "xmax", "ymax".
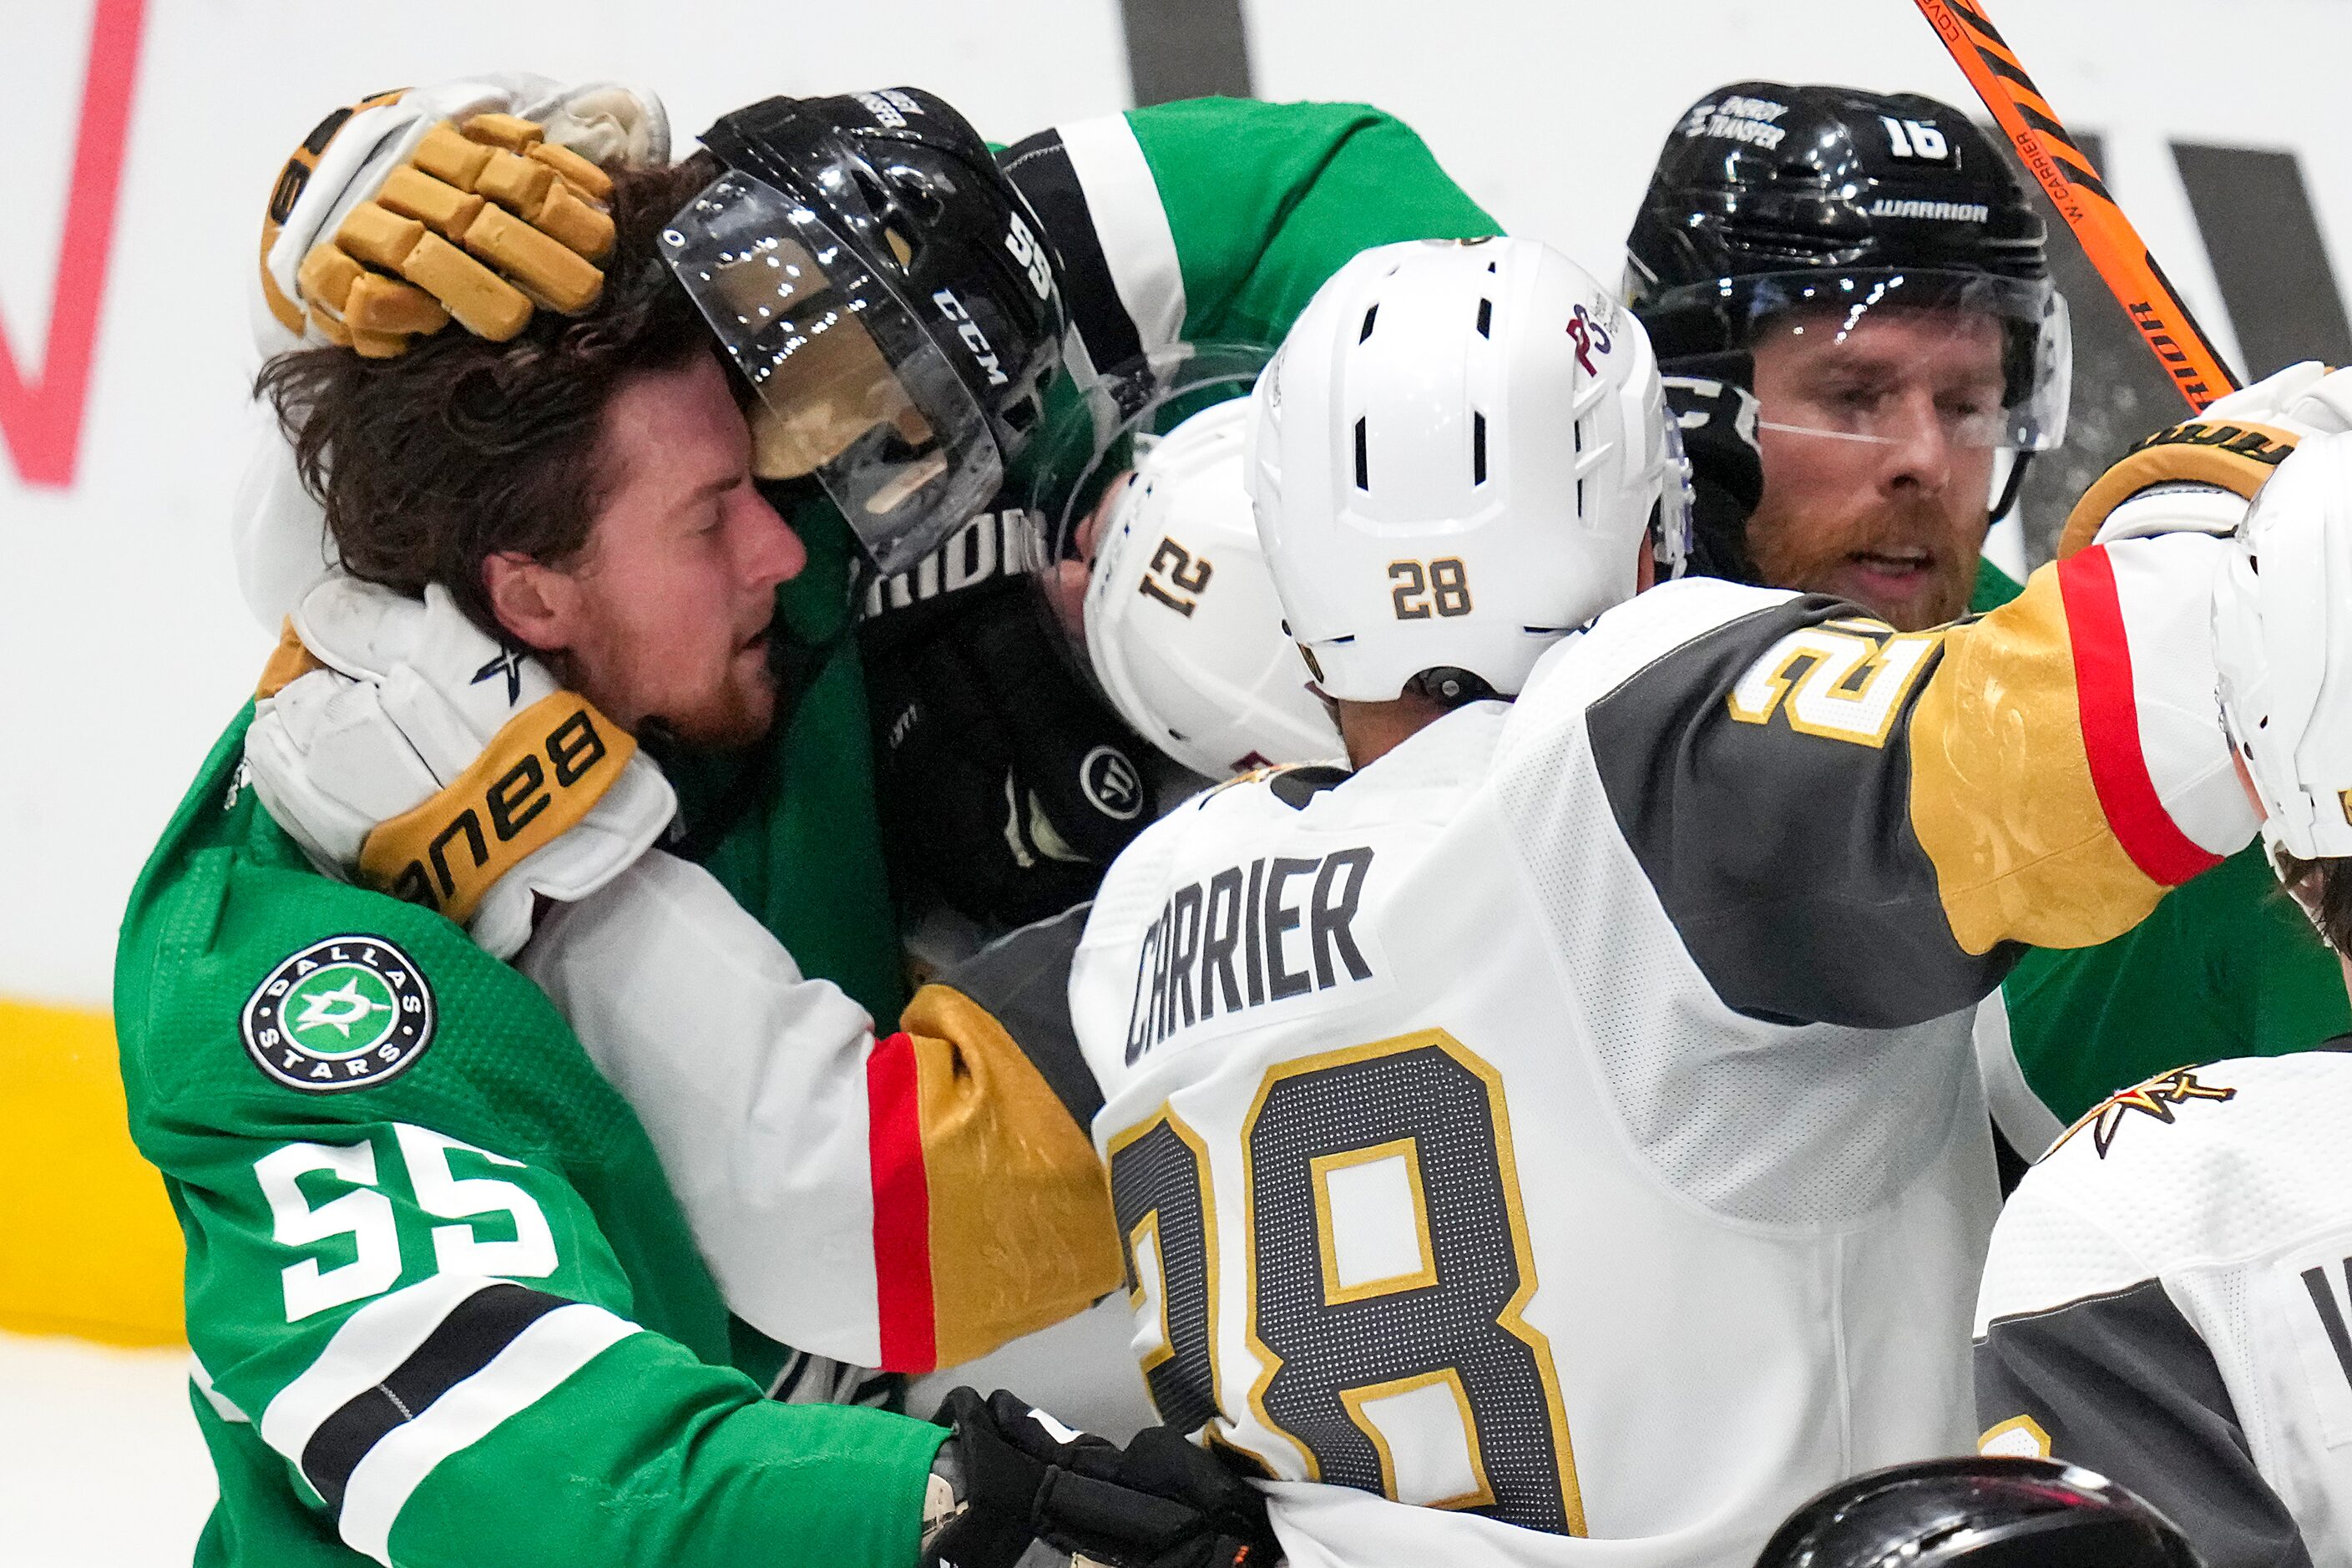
[
  {"xmin": 1626, "ymin": 83, "xmax": 2069, "ymax": 518},
  {"xmin": 660, "ymin": 88, "xmax": 1064, "ymax": 572},
  {"xmin": 1753, "ymin": 1456, "xmax": 2204, "ymax": 1568}
]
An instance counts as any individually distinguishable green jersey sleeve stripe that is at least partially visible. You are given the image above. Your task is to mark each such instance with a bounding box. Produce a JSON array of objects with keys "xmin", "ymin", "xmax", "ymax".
[
  {"xmin": 304, "ymin": 1283, "xmax": 569, "ymax": 1512},
  {"xmin": 262, "ymin": 1274, "xmax": 503, "ymax": 1463},
  {"xmin": 337, "ymin": 1300, "xmax": 637, "ymax": 1564},
  {"xmin": 1002, "ymin": 114, "xmax": 1184, "ymax": 383},
  {"xmin": 1059, "ymin": 114, "xmax": 1185, "ymax": 354}
]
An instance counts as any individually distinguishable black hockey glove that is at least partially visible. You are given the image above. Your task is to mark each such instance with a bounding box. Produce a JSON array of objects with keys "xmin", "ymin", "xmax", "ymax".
[
  {"xmin": 1660, "ymin": 354, "xmax": 1767, "ymax": 585},
  {"xmin": 921, "ymin": 1388, "xmax": 1277, "ymax": 1568},
  {"xmin": 862, "ymin": 569, "xmax": 1152, "ymax": 929}
]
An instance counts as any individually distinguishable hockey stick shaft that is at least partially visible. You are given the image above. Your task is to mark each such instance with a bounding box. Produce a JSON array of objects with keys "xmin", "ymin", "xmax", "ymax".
[{"xmin": 1911, "ymin": 0, "xmax": 2239, "ymax": 408}]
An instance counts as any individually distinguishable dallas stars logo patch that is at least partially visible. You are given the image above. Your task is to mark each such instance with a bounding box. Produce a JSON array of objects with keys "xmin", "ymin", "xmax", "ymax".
[
  {"xmin": 242, "ymin": 936, "xmax": 435, "ymax": 1094},
  {"xmin": 2055, "ymin": 1067, "xmax": 2236, "ymax": 1158}
]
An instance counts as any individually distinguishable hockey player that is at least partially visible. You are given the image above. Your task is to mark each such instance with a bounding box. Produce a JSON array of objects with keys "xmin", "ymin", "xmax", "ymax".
[
  {"xmin": 244, "ymin": 74, "xmax": 1499, "ymax": 1009},
  {"xmin": 127, "ymin": 152, "xmax": 1275, "ymax": 1568},
  {"xmin": 1627, "ymin": 83, "xmax": 2066, "ymax": 632},
  {"xmin": 1971, "ymin": 434, "xmax": 2352, "ymax": 1567},
  {"xmin": 1624, "ymin": 80, "xmax": 2352, "ymax": 1150},
  {"xmin": 225, "ymin": 186, "xmax": 2352, "ymax": 1560},
  {"xmin": 1034, "ymin": 359, "xmax": 1346, "ymax": 787}
]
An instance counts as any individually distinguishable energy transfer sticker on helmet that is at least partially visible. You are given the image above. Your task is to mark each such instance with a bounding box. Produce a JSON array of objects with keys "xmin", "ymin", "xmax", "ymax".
[
  {"xmin": 1681, "ymin": 95, "xmax": 1790, "ymax": 149},
  {"xmin": 242, "ymin": 936, "xmax": 436, "ymax": 1094}
]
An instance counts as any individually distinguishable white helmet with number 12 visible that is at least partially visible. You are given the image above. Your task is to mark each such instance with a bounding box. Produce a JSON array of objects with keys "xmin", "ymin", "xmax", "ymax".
[
  {"xmin": 1247, "ymin": 235, "xmax": 1689, "ymax": 703},
  {"xmin": 1085, "ymin": 397, "xmax": 1345, "ymax": 777}
]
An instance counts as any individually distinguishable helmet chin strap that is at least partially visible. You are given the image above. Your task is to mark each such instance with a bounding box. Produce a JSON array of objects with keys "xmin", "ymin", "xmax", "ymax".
[{"xmin": 1990, "ymin": 448, "xmax": 2034, "ymax": 524}]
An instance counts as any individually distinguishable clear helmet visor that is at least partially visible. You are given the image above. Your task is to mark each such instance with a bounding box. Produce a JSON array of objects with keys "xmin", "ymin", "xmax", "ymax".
[
  {"xmin": 1665, "ymin": 269, "xmax": 2071, "ymax": 453},
  {"xmin": 1022, "ymin": 341, "xmax": 1275, "ymax": 690},
  {"xmin": 661, "ymin": 170, "xmax": 1001, "ymax": 574},
  {"xmin": 1025, "ymin": 340, "xmax": 1278, "ymax": 562}
]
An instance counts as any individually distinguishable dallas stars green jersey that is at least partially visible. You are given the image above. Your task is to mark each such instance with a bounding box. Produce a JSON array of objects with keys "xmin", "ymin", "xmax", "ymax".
[
  {"xmin": 117, "ymin": 711, "xmax": 943, "ymax": 1568},
  {"xmin": 687, "ymin": 95, "xmax": 1498, "ymax": 1019},
  {"xmin": 1968, "ymin": 559, "xmax": 2350, "ymax": 1141}
]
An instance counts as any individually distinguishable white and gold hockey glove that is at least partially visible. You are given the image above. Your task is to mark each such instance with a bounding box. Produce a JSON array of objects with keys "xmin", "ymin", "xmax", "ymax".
[
  {"xmin": 244, "ymin": 578, "xmax": 676, "ymax": 959},
  {"xmin": 2057, "ymin": 361, "xmax": 2352, "ymax": 559},
  {"xmin": 255, "ymin": 75, "xmax": 668, "ymax": 358}
]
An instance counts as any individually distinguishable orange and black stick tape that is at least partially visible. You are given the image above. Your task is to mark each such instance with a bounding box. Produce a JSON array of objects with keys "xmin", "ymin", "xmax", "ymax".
[{"xmin": 1911, "ymin": 0, "xmax": 2240, "ymax": 410}]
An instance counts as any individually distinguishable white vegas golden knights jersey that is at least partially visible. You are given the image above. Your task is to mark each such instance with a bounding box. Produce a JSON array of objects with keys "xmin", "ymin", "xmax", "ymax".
[
  {"xmin": 1976, "ymin": 1048, "xmax": 2352, "ymax": 1568},
  {"xmin": 1076, "ymin": 587, "xmax": 1978, "ymax": 1566},
  {"xmin": 1065, "ymin": 546, "xmax": 2256, "ymax": 1567}
]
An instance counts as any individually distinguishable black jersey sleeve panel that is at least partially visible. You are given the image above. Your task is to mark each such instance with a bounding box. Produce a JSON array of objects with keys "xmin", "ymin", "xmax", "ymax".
[
  {"xmin": 1586, "ymin": 596, "xmax": 2013, "ymax": 1029},
  {"xmin": 999, "ymin": 129, "xmax": 1148, "ymax": 381},
  {"xmin": 1976, "ymin": 1277, "xmax": 2311, "ymax": 1568},
  {"xmin": 943, "ymin": 900, "xmax": 1101, "ymax": 1127}
]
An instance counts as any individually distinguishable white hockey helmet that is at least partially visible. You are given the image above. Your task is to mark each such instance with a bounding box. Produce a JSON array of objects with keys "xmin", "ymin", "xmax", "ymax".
[
  {"xmin": 1247, "ymin": 235, "xmax": 1689, "ymax": 703},
  {"xmin": 2213, "ymin": 429, "xmax": 2352, "ymax": 862},
  {"xmin": 1085, "ymin": 398, "xmax": 1345, "ymax": 776}
]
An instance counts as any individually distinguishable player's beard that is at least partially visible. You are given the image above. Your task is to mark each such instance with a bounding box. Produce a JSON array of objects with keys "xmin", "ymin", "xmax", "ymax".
[
  {"xmin": 660, "ymin": 631, "xmax": 781, "ymax": 747},
  {"xmin": 1744, "ymin": 491, "xmax": 1985, "ymax": 631}
]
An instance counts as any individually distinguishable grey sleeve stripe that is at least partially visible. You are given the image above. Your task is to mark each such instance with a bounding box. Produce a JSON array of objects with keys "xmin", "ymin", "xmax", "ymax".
[{"xmin": 1976, "ymin": 1277, "xmax": 2311, "ymax": 1568}]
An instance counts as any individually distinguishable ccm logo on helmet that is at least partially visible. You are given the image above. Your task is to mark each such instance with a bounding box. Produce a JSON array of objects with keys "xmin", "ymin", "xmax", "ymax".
[{"xmin": 933, "ymin": 288, "xmax": 1012, "ymax": 386}]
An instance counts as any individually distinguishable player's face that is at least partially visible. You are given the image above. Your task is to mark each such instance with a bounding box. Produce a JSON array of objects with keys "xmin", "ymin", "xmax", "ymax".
[
  {"xmin": 503, "ymin": 353, "xmax": 807, "ymax": 746},
  {"xmin": 1745, "ymin": 307, "xmax": 2006, "ymax": 630}
]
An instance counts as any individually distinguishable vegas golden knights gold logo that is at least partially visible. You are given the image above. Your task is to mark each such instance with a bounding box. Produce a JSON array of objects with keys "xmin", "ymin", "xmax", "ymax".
[{"xmin": 357, "ymin": 693, "xmax": 633, "ymax": 923}]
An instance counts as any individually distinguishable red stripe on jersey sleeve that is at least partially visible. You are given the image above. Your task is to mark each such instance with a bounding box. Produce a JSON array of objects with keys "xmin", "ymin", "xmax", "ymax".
[
  {"xmin": 866, "ymin": 1032, "xmax": 938, "ymax": 1372},
  {"xmin": 2058, "ymin": 548, "xmax": 2224, "ymax": 887}
]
